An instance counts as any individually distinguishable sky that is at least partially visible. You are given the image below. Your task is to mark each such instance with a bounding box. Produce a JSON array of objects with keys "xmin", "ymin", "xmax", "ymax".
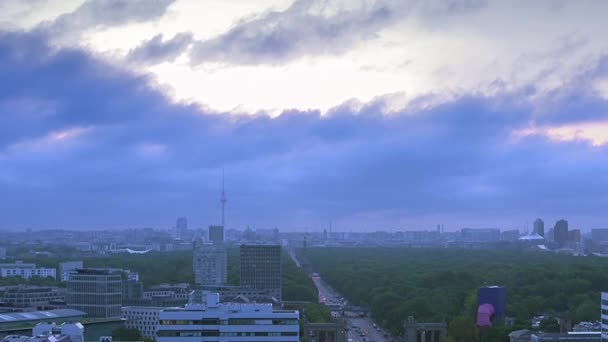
[{"xmin": 1, "ymin": 0, "xmax": 608, "ymax": 231}]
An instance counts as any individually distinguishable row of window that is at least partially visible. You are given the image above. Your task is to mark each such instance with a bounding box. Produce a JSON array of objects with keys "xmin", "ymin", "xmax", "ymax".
[
  {"xmin": 159, "ymin": 319, "xmax": 298, "ymax": 326},
  {"xmin": 157, "ymin": 330, "xmax": 297, "ymax": 337}
]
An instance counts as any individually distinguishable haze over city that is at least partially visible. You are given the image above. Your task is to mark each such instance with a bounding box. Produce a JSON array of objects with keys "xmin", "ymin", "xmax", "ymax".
[{"xmin": 1, "ymin": 0, "xmax": 608, "ymax": 230}]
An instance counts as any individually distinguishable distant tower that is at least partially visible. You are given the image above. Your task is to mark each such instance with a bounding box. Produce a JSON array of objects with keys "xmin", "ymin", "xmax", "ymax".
[
  {"xmin": 220, "ymin": 169, "xmax": 226, "ymax": 228},
  {"xmin": 533, "ymin": 218, "xmax": 544, "ymax": 237},
  {"xmin": 554, "ymin": 219, "xmax": 569, "ymax": 248}
]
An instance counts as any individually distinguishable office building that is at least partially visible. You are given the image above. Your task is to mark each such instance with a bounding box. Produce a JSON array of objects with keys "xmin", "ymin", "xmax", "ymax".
[
  {"xmin": 144, "ymin": 283, "xmax": 191, "ymax": 300},
  {"xmin": 2, "ymin": 285, "xmax": 66, "ymax": 308},
  {"xmin": 240, "ymin": 245, "xmax": 282, "ymax": 301},
  {"xmin": 601, "ymin": 292, "xmax": 608, "ymax": 341},
  {"xmin": 123, "ymin": 279, "xmax": 144, "ymax": 301},
  {"xmin": 157, "ymin": 293, "xmax": 299, "ymax": 342},
  {"xmin": 554, "ymin": 220, "xmax": 569, "ymax": 248},
  {"xmin": 193, "ymin": 239, "xmax": 227, "ymax": 287},
  {"xmin": 478, "ymin": 286, "xmax": 507, "ymax": 323},
  {"xmin": 0, "ymin": 262, "xmax": 56, "ymax": 280},
  {"xmin": 66, "ymin": 269, "xmax": 122, "ymax": 318},
  {"xmin": 208, "ymin": 226, "xmax": 224, "ymax": 244},
  {"xmin": 122, "ymin": 306, "xmax": 166, "ymax": 340},
  {"xmin": 59, "ymin": 261, "xmax": 83, "ymax": 282},
  {"xmin": 534, "ymin": 218, "xmax": 545, "ymax": 237}
]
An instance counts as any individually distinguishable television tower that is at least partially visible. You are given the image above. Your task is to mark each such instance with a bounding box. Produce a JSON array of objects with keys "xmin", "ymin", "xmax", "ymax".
[{"xmin": 221, "ymin": 169, "xmax": 226, "ymax": 227}]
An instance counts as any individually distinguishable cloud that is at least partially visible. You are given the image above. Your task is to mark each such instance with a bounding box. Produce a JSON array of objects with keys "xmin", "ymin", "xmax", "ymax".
[
  {"xmin": 1, "ymin": 29, "xmax": 608, "ymax": 230},
  {"xmin": 41, "ymin": 0, "xmax": 176, "ymax": 37},
  {"xmin": 126, "ymin": 33, "xmax": 193, "ymax": 66},
  {"xmin": 189, "ymin": 0, "xmax": 487, "ymax": 66}
]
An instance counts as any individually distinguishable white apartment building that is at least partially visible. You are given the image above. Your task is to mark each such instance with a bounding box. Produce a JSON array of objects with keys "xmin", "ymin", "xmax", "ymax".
[
  {"xmin": 0, "ymin": 262, "xmax": 56, "ymax": 280},
  {"xmin": 602, "ymin": 292, "xmax": 608, "ymax": 341},
  {"xmin": 157, "ymin": 293, "xmax": 299, "ymax": 342},
  {"xmin": 122, "ymin": 307, "xmax": 166, "ymax": 340},
  {"xmin": 193, "ymin": 242, "xmax": 227, "ymax": 287}
]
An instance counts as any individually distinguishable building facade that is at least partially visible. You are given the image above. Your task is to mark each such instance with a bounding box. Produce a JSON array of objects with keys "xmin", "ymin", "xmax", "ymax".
[
  {"xmin": 122, "ymin": 306, "xmax": 165, "ymax": 339},
  {"xmin": 157, "ymin": 293, "xmax": 299, "ymax": 342},
  {"xmin": 59, "ymin": 261, "xmax": 83, "ymax": 282},
  {"xmin": 601, "ymin": 292, "xmax": 608, "ymax": 341},
  {"xmin": 0, "ymin": 262, "xmax": 56, "ymax": 280},
  {"xmin": 208, "ymin": 226, "xmax": 224, "ymax": 244},
  {"xmin": 193, "ymin": 241, "xmax": 227, "ymax": 287},
  {"xmin": 534, "ymin": 218, "xmax": 545, "ymax": 237},
  {"xmin": 1, "ymin": 286, "xmax": 66, "ymax": 308},
  {"xmin": 66, "ymin": 269, "xmax": 122, "ymax": 318},
  {"xmin": 240, "ymin": 245, "xmax": 282, "ymax": 301},
  {"xmin": 554, "ymin": 219, "xmax": 569, "ymax": 248}
]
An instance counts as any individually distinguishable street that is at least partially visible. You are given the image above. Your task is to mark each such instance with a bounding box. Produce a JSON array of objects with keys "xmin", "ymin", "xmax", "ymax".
[{"xmin": 312, "ymin": 274, "xmax": 394, "ymax": 342}]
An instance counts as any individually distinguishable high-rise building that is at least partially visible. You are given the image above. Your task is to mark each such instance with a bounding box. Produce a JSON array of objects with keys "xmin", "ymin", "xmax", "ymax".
[
  {"xmin": 193, "ymin": 239, "xmax": 227, "ymax": 287},
  {"xmin": 157, "ymin": 293, "xmax": 299, "ymax": 342},
  {"xmin": 66, "ymin": 269, "xmax": 122, "ymax": 318},
  {"xmin": 208, "ymin": 225, "xmax": 224, "ymax": 245},
  {"xmin": 240, "ymin": 245, "xmax": 282, "ymax": 301},
  {"xmin": 554, "ymin": 219, "xmax": 569, "ymax": 248},
  {"xmin": 534, "ymin": 218, "xmax": 545, "ymax": 237},
  {"xmin": 176, "ymin": 217, "xmax": 188, "ymax": 240}
]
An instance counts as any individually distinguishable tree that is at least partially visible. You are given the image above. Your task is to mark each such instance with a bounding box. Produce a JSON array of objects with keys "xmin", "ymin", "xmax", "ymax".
[
  {"xmin": 539, "ymin": 318, "xmax": 560, "ymax": 332},
  {"xmin": 574, "ymin": 299, "xmax": 598, "ymax": 323},
  {"xmin": 448, "ymin": 316, "xmax": 478, "ymax": 342},
  {"xmin": 111, "ymin": 326, "xmax": 145, "ymax": 341}
]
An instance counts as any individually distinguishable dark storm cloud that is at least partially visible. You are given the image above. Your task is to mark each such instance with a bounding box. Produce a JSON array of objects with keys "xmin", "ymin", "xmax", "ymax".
[
  {"xmin": 126, "ymin": 33, "xmax": 193, "ymax": 66},
  {"xmin": 1, "ymin": 30, "xmax": 608, "ymax": 230},
  {"xmin": 41, "ymin": 0, "xmax": 175, "ymax": 36},
  {"xmin": 189, "ymin": 0, "xmax": 487, "ymax": 66}
]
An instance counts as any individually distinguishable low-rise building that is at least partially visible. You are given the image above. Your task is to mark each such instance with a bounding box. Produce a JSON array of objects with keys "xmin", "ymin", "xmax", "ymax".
[
  {"xmin": 0, "ymin": 309, "xmax": 86, "ymax": 330},
  {"xmin": 530, "ymin": 331, "xmax": 601, "ymax": 341},
  {"xmin": 143, "ymin": 284, "xmax": 190, "ymax": 300},
  {"xmin": 0, "ymin": 322, "xmax": 84, "ymax": 342},
  {"xmin": 157, "ymin": 293, "xmax": 299, "ymax": 342},
  {"xmin": 0, "ymin": 262, "xmax": 56, "ymax": 280},
  {"xmin": 1, "ymin": 285, "xmax": 66, "ymax": 308}
]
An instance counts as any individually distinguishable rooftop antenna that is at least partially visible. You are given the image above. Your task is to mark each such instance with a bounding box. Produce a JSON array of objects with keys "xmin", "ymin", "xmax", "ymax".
[{"xmin": 221, "ymin": 168, "xmax": 226, "ymax": 228}]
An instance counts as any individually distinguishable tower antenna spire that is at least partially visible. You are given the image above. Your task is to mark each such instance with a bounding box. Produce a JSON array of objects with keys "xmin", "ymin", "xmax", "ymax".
[{"xmin": 221, "ymin": 169, "xmax": 226, "ymax": 227}]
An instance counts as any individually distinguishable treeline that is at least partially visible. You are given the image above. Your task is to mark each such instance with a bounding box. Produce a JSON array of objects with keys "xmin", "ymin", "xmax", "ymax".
[{"xmin": 302, "ymin": 248, "xmax": 608, "ymax": 340}]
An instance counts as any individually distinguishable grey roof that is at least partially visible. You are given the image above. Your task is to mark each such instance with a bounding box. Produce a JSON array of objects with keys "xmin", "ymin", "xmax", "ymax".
[{"xmin": 0, "ymin": 309, "xmax": 86, "ymax": 323}]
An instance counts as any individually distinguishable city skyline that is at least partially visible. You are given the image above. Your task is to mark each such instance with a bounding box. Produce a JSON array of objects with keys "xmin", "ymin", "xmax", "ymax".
[{"xmin": 1, "ymin": 1, "xmax": 608, "ymax": 230}]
